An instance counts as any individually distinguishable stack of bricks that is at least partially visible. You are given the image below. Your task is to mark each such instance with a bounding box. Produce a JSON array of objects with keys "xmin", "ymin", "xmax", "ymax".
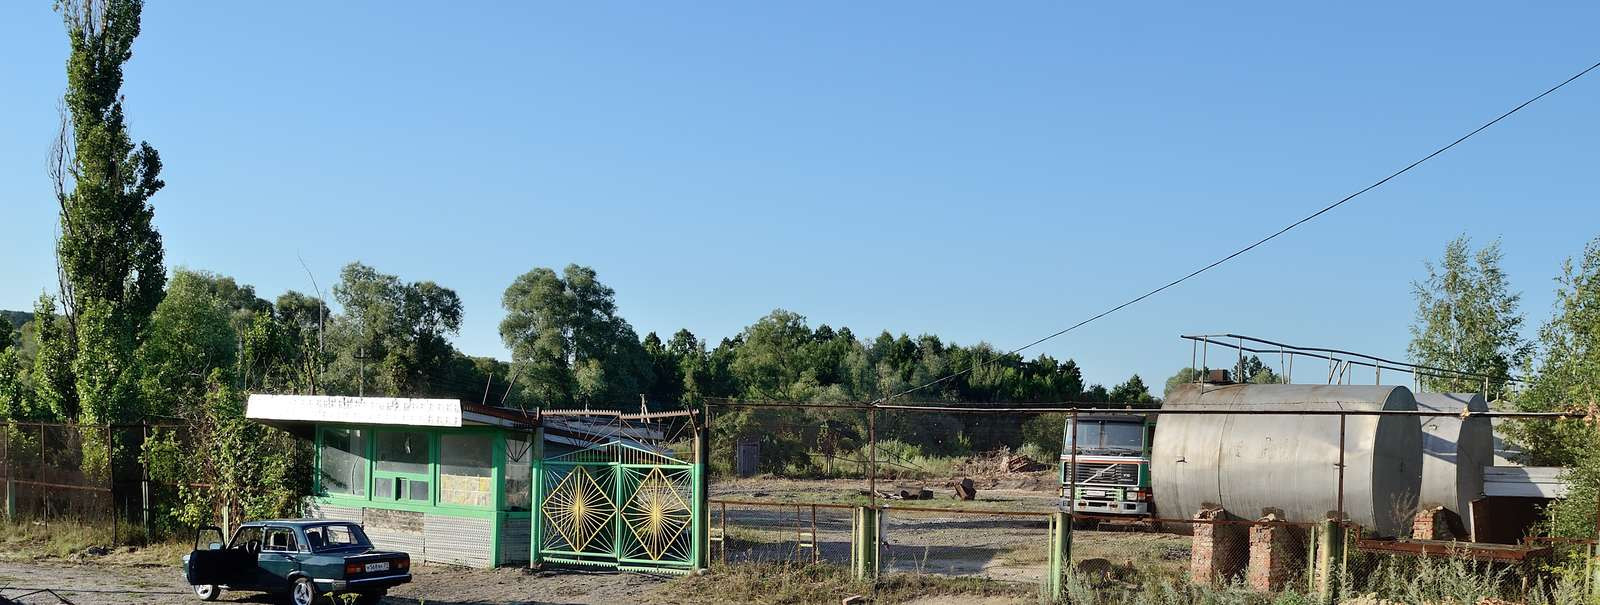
[
  {"xmin": 1191, "ymin": 507, "xmax": 1248, "ymax": 585},
  {"xmin": 1247, "ymin": 513, "xmax": 1306, "ymax": 592},
  {"xmin": 1411, "ymin": 506, "xmax": 1451, "ymax": 541}
]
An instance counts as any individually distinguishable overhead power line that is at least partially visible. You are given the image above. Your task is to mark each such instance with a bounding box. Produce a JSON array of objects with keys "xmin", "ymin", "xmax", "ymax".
[{"xmin": 875, "ymin": 58, "xmax": 1600, "ymax": 405}]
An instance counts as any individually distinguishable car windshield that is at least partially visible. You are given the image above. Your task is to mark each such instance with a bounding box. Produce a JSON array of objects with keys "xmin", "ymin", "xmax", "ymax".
[{"xmin": 304, "ymin": 523, "xmax": 373, "ymax": 551}]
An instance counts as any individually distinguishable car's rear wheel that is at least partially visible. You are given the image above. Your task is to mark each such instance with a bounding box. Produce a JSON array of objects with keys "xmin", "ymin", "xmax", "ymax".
[
  {"xmin": 289, "ymin": 577, "xmax": 317, "ymax": 605},
  {"xmin": 191, "ymin": 584, "xmax": 221, "ymax": 601}
]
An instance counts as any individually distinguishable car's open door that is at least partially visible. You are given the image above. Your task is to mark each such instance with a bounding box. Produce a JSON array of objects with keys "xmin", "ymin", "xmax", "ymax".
[{"xmin": 185, "ymin": 525, "xmax": 253, "ymax": 586}]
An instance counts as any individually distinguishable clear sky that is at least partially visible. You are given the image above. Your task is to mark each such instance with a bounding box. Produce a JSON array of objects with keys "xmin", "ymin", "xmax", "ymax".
[{"xmin": 2, "ymin": 2, "xmax": 1597, "ymax": 390}]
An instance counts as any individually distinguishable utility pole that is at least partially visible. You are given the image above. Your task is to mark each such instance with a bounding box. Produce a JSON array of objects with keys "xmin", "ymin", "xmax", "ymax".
[
  {"xmin": 297, "ymin": 253, "xmax": 326, "ymax": 395},
  {"xmin": 355, "ymin": 347, "xmax": 369, "ymax": 397}
]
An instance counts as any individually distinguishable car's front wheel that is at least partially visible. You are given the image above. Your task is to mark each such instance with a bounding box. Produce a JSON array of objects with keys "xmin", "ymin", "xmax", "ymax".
[
  {"xmin": 288, "ymin": 577, "xmax": 317, "ymax": 605},
  {"xmin": 191, "ymin": 584, "xmax": 221, "ymax": 601}
]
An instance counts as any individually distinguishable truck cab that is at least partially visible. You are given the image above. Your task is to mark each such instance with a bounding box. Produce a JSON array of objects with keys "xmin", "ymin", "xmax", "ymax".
[{"xmin": 1060, "ymin": 414, "xmax": 1154, "ymax": 518}]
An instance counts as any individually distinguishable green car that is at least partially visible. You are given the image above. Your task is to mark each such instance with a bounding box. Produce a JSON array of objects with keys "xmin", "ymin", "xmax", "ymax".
[{"xmin": 183, "ymin": 519, "xmax": 411, "ymax": 605}]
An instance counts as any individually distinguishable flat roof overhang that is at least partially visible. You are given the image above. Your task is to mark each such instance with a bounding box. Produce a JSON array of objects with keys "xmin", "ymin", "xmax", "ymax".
[{"xmin": 246, "ymin": 394, "xmax": 536, "ymax": 438}]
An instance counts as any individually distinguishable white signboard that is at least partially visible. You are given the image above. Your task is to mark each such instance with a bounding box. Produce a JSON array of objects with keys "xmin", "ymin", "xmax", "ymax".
[{"xmin": 246, "ymin": 395, "xmax": 463, "ymax": 428}]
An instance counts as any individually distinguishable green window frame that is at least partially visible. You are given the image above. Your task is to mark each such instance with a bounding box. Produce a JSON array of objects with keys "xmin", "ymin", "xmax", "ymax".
[
  {"xmin": 316, "ymin": 427, "xmax": 369, "ymax": 497},
  {"xmin": 438, "ymin": 431, "xmax": 496, "ymax": 509},
  {"xmin": 373, "ymin": 429, "xmax": 434, "ymax": 504}
]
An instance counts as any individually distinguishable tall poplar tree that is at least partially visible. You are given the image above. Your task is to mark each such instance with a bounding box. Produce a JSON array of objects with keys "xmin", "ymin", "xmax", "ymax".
[{"xmin": 49, "ymin": 0, "xmax": 166, "ymax": 425}]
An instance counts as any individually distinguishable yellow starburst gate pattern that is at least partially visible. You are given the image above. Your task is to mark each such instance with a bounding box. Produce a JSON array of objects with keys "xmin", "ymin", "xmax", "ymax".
[
  {"xmin": 542, "ymin": 466, "xmax": 615, "ymax": 553},
  {"xmin": 621, "ymin": 467, "xmax": 692, "ymax": 561}
]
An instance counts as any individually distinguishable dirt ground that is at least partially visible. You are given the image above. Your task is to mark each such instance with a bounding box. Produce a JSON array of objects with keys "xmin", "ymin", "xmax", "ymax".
[
  {"xmin": 710, "ymin": 477, "xmax": 1188, "ymax": 585},
  {"xmin": 0, "ymin": 559, "xmax": 664, "ymax": 604},
  {"xmin": 0, "ymin": 477, "xmax": 1187, "ymax": 604}
]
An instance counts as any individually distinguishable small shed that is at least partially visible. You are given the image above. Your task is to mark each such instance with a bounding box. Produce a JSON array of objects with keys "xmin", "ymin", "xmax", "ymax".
[
  {"xmin": 1471, "ymin": 466, "xmax": 1571, "ymax": 544},
  {"xmin": 247, "ymin": 395, "xmax": 545, "ymax": 567}
]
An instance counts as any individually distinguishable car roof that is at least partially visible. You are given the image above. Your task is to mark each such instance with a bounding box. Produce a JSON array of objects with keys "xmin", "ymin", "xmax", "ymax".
[{"xmin": 240, "ymin": 519, "xmax": 359, "ymax": 528}]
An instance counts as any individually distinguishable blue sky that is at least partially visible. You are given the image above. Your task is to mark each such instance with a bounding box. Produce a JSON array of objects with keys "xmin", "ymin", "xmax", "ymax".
[{"xmin": 2, "ymin": 2, "xmax": 1597, "ymax": 390}]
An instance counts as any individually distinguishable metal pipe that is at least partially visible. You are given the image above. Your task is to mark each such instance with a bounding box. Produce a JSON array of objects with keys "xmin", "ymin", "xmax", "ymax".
[
  {"xmin": 1067, "ymin": 409, "xmax": 1078, "ymax": 519},
  {"xmin": 871, "ymin": 404, "xmax": 1586, "ymax": 418},
  {"xmin": 1336, "ymin": 414, "xmax": 1347, "ymax": 522},
  {"xmin": 1180, "ymin": 333, "xmax": 1524, "ymax": 384},
  {"xmin": 868, "ymin": 407, "xmax": 877, "ymax": 510}
]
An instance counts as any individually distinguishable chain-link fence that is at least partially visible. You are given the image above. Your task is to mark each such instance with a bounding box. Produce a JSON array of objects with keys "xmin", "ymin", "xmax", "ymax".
[
  {"xmin": 700, "ymin": 396, "xmax": 1595, "ymax": 602},
  {"xmin": 0, "ymin": 421, "xmax": 194, "ymax": 542}
]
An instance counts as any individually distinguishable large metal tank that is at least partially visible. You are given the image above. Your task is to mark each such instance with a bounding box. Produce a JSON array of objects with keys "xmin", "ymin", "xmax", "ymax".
[
  {"xmin": 1415, "ymin": 392, "xmax": 1491, "ymax": 536},
  {"xmin": 1153, "ymin": 383, "xmax": 1423, "ymax": 536}
]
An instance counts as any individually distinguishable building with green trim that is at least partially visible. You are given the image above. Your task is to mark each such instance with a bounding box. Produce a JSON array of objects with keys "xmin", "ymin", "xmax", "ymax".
[{"xmin": 245, "ymin": 395, "xmax": 706, "ymax": 571}]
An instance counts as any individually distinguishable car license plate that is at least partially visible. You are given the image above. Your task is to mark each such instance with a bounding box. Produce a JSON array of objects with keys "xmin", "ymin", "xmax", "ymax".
[{"xmin": 364, "ymin": 562, "xmax": 390, "ymax": 572}]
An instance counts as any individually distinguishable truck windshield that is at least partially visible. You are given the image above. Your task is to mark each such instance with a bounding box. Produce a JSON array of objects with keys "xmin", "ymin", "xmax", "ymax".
[
  {"xmin": 304, "ymin": 523, "xmax": 373, "ymax": 552},
  {"xmin": 1070, "ymin": 420, "xmax": 1145, "ymax": 451}
]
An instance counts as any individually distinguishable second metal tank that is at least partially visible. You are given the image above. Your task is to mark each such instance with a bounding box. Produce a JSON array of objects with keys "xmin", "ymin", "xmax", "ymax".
[
  {"xmin": 1152, "ymin": 383, "xmax": 1423, "ymax": 536},
  {"xmin": 1415, "ymin": 392, "xmax": 1492, "ymax": 537}
]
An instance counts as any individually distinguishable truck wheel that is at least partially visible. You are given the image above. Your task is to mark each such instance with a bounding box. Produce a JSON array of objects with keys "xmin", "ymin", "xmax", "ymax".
[
  {"xmin": 289, "ymin": 577, "xmax": 318, "ymax": 605},
  {"xmin": 191, "ymin": 584, "xmax": 221, "ymax": 601}
]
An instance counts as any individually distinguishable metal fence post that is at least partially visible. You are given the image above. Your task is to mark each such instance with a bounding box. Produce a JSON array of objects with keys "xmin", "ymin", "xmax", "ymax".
[
  {"xmin": 1048, "ymin": 511, "xmax": 1073, "ymax": 601},
  {"xmin": 851, "ymin": 506, "xmax": 879, "ymax": 580},
  {"xmin": 1315, "ymin": 518, "xmax": 1344, "ymax": 604},
  {"xmin": 142, "ymin": 422, "xmax": 151, "ymax": 539},
  {"xmin": 2, "ymin": 424, "xmax": 11, "ymax": 522}
]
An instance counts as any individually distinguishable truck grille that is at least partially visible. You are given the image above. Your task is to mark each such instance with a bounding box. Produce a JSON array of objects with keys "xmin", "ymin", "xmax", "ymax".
[{"xmin": 1071, "ymin": 462, "xmax": 1138, "ymax": 486}]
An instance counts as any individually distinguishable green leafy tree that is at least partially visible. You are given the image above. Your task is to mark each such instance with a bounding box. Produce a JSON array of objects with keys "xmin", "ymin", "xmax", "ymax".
[
  {"xmin": 1408, "ymin": 236, "xmax": 1530, "ymax": 394},
  {"xmin": 52, "ymin": 0, "xmax": 166, "ymax": 426},
  {"xmin": 330, "ymin": 262, "xmax": 463, "ymax": 396},
  {"xmin": 499, "ymin": 265, "xmax": 652, "ymax": 407},
  {"xmin": 136, "ymin": 270, "xmax": 238, "ymax": 418},
  {"xmin": 1163, "ymin": 367, "xmax": 1204, "ymax": 397},
  {"xmin": 1108, "ymin": 374, "xmax": 1158, "ymax": 405},
  {"xmin": 1507, "ymin": 238, "xmax": 1600, "ymax": 538},
  {"xmin": 30, "ymin": 295, "xmax": 77, "ymax": 421}
]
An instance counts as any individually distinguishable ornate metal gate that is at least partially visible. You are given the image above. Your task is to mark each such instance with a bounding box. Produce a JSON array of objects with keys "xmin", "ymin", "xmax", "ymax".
[{"xmin": 534, "ymin": 437, "xmax": 704, "ymax": 573}]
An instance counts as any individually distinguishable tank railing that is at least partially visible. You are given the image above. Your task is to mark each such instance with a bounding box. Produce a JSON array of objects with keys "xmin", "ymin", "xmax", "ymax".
[
  {"xmin": 868, "ymin": 404, "xmax": 1585, "ymax": 418},
  {"xmin": 707, "ymin": 399, "xmax": 1586, "ymax": 418},
  {"xmin": 1182, "ymin": 333, "xmax": 1524, "ymax": 389}
]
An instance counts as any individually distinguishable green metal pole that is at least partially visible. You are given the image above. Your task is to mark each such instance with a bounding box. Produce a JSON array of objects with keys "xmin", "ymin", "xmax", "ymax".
[
  {"xmin": 692, "ymin": 407, "xmax": 708, "ymax": 571},
  {"xmin": 852, "ymin": 506, "xmax": 879, "ymax": 580},
  {"xmin": 1048, "ymin": 511, "xmax": 1073, "ymax": 601},
  {"xmin": 530, "ymin": 424, "xmax": 544, "ymax": 568}
]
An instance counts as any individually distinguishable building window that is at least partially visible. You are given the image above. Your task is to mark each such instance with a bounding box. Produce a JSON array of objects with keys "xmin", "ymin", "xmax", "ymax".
[
  {"xmin": 319, "ymin": 428, "xmax": 367, "ymax": 496},
  {"xmin": 504, "ymin": 435, "xmax": 533, "ymax": 511},
  {"xmin": 439, "ymin": 433, "xmax": 493, "ymax": 507},
  {"xmin": 374, "ymin": 430, "xmax": 431, "ymax": 503}
]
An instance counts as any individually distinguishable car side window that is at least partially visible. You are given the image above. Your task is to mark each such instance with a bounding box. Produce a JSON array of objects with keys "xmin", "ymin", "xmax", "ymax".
[
  {"xmin": 231, "ymin": 526, "xmax": 264, "ymax": 552},
  {"xmin": 262, "ymin": 527, "xmax": 298, "ymax": 553}
]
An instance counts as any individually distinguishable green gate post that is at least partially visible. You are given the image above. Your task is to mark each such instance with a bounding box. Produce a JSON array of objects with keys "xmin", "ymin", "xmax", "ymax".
[
  {"xmin": 530, "ymin": 423, "xmax": 545, "ymax": 568},
  {"xmin": 851, "ymin": 506, "xmax": 880, "ymax": 580},
  {"xmin": 692, "ymin": 406, "xmax": 709, "ymax": 571},
  {"xmin": 1314, "ymin": 519, "xmax": 1344, "ymax": 604},
  {"xmin": 1047, "ymin": 511, "xmax": 1073, "ymax": 601}
]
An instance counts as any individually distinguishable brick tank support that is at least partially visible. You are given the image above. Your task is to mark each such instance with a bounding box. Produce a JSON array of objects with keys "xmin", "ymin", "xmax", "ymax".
[
  {"xmin": 1247, "ymin": 513, "xmax": 1307, "ymax": 592},
  {"xmin": 1411, "ymin": 506, "xmax": 1452, "ymax": 541},
  {"xmin": 1191, "ymin": 507, "xmax": 1248, "ymax": 585}
]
